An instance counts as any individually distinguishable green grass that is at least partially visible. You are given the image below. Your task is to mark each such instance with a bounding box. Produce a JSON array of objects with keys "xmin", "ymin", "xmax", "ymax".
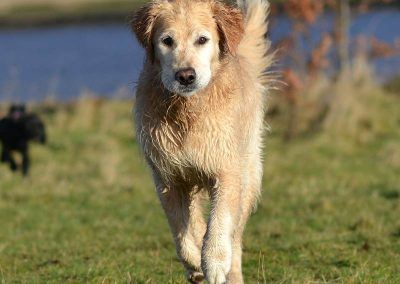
[
  {"xmin": 0, "ymin": 92, "xmax": 399, "ymax": 283},
  {"xmin": 0, "ymin": 0, "xmax": 147, "ymax": 28},
  {"xmin": 384, "ymin": 75, "xmax": 400, "ymax": 96}
]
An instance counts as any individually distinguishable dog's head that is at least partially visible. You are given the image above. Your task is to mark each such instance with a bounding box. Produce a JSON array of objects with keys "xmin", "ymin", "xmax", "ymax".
[
  {"xmin": 23, "ymin": 114, "xmax": 47, "ymax": 144},
  {"xmin": 132, "ymin": 0, "xmax": 244, "ymax": 97},
  {"xmin": 8, "ymin": 104, "xmax": 26, "ymax": 121}
]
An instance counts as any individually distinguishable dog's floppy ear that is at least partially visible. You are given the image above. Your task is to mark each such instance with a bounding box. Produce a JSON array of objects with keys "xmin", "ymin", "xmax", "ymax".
[
  {"xmin": 213, "ymin": 2, "xmax": 244, "ymax": 57},
  {"xmin": 131, "ymin": 3, "xmax": 159, "ymax": 62}
]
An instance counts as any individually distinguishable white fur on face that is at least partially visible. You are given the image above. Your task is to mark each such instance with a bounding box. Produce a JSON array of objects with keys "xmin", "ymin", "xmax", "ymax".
[{"xmin": 155, "ymin": 30, "xmax": 217, "ymax": 97}]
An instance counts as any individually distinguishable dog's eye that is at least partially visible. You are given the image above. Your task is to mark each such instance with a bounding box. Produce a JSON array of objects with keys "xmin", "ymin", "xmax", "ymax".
[
  {"xmin": 197, "ymin": 36, "xmax": 209, "ymax": 45},
  {"xmin": 162, "ymin": 36, "xmax": 174, "ymax": 47}
]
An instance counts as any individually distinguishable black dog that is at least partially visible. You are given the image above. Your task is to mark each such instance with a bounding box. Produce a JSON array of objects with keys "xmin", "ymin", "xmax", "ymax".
[{"xmin": 0, "ymin": 105, "xmax": 46, "ymax": 176}]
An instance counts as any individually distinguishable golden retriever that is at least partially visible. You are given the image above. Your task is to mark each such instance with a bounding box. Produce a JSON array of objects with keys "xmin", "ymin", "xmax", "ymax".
[{"xmin": 131, "ymin": 0, "xmax": 272, "ymax": 283}]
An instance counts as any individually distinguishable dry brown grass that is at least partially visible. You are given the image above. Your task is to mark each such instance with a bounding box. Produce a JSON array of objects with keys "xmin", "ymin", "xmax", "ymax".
[{"xmin": 268, "ymin": 52, "xmax": 400, "ymax": 144}]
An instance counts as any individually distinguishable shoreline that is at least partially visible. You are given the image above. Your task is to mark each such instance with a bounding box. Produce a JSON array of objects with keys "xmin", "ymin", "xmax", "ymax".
[
  {"xmin": 0, "ymin": 1, "xmax": 398, "ymax": 30},
  {"xmin": 0, "ymin": 0, "xmax": 145, "ymax": 30}
]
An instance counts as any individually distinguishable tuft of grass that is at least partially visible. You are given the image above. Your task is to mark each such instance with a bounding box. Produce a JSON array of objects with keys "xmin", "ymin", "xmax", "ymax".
[
  {"xmin": 0, "ymin": 89, "xmax": 399, "ymax": 283},
  {"xmin": 384, "ymin": 74, "xmax": 400, "ymax": 96}
]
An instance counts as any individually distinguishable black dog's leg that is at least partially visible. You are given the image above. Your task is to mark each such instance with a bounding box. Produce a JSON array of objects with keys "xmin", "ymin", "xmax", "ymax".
[
  {"xmin": 22, "ymin": 148, "xmax": 30, "ymax": 176},
  {"xmin": 1, "ymin": 147, "xmax": 7, "ymax": 163},
  {"xmin": 7, "ymin": 154, "xmax": 17, "ymax": 172},
  {"xmin": 1, "ymin": 147, "xmax": 17, "ymax": 171},
  {"xmin": 9, "ymin": 154, "xmax": 18, "ymax": 172}
]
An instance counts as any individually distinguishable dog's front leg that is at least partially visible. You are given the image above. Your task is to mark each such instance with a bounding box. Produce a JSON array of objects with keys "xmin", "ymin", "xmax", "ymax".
[
  {"xmin": 1, "ymin": 146, "xmax": 7, "ymax": 163},
  {"xmin": 152, "ymin": 173, "xmax": 206, "ymax": 283},
  {"xmin": 202, "ymin": 173, "xmax": 241, "ymax": 284},
  {"xmin": 2, "ymin": 147, "xmax": 17, "ymax": 171}
]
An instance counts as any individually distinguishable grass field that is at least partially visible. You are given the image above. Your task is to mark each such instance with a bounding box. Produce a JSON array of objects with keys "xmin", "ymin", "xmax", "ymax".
[
  {"xmin": 0, "ymin": 0, "xmax": 147, "ymax": 28},
  {"xmin": 0, "ymin": 88, "xmax": 399, "ymax": 283}
]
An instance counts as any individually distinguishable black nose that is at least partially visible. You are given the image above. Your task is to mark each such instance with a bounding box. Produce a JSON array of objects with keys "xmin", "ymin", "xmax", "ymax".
[{"xmin": 175, "ymin": 68, "xmax": 196, "ymax": 86}]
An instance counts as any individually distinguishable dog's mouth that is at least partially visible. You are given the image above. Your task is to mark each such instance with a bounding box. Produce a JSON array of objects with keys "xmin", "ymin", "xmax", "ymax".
[
  {"xmin": 176, "ymin": 85, "xmax": 197, "ymax": 97},
  {"xmin": 162, "ymin": 80, "xmax": 199, "ymax": 97}
]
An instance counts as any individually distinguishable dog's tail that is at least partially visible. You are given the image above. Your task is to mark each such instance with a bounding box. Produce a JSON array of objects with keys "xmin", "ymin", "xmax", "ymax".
[{"xmin": 237, "ymin": 0, "xmax": 273, "ymax": 86}]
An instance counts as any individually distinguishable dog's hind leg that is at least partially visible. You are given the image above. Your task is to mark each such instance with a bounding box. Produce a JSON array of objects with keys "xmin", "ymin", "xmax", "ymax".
[
  {"xmin": 186, "ymin": 191, "xmax": 208, "ymax": 283},
  {"xmin": 22, "ymin": 148, "xmax": 30, "ymax": 176},
  {"xmin": 153, "ymin": 174, "xmax": 206, "ymax": 283},
  {"xmin": 9, "ymin": 156, "xmax": 17, "ymax": 172}
]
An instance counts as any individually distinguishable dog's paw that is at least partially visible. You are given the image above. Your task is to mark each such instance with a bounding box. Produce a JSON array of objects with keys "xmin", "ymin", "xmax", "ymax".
[
  {"xmin": 187, "ymin": 271, "xmax": 204, "ymax": 283},
  {"xmin": 201, "ymin": 244, "xmax": 232, "ymax": 284},
  {"xmin": 204, "ymin": 261, "xmax": 229, "ymax": 284}
]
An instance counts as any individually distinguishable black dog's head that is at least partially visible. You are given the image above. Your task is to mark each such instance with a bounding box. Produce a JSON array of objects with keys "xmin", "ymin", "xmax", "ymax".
[
  {"xmin": 8, "ymin": 104, "xmax": 26, "ymax": 121},
  {"xmin": 23, "ymin": 114, "xmax": 47, "ymax": 144}
]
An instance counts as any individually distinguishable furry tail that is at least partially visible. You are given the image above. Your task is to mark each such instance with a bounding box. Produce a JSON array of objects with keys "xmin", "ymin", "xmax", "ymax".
[{"xmin": 237, "ymin": 0, "xmax": 272, "ymax": 85}]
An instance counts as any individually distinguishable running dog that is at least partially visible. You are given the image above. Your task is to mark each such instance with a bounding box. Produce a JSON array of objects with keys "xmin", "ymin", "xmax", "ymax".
[
  {"xmin": 0, "ymin": 105, "xmax": 46, "ymax": 176},
  {"xmin": 131, "ymin": 0, "xmax": 272, "ymax": 283}
]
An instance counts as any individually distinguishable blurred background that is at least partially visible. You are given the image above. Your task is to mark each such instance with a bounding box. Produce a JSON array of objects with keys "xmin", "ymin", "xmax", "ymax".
[{"xmin": 0, "ymin": 0, "xmax": 399, "ymax": 283}]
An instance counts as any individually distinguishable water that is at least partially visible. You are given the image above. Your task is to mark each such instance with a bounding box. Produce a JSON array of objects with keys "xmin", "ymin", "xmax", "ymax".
[
  {"xmin": 0, "ymin": 24, "xmax": 144, "ymax": 102},
  {"xmin": 0, "ymin": 9, "xmax": 399, "ymax": 102},
  {"xmin": 268, "ymin": 9, "xmax": 400, "ymax": 79}
]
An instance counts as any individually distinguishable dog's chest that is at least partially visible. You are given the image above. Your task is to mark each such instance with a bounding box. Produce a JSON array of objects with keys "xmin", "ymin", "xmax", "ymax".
[{"xmin": 138, "ymin": 111, "xmax": 234, "ymax": 178}]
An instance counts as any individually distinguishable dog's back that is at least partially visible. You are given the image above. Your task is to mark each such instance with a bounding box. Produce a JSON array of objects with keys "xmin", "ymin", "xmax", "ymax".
[{"xmin": 22, "ymin": 113, "xmax": 47, "ymax": 144}]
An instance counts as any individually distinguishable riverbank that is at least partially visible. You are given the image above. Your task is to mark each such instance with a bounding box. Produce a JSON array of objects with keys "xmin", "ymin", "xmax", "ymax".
[
  {"xmin": 0, "ymin": 0, "xmax": 146, "ymax": 29},
  {"xmin": 1, "ymin": 0, "xmax": 399, "ymax": 29}
]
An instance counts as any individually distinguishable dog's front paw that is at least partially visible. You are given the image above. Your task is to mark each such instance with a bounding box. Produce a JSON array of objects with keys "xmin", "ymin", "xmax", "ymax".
[
  {"xmin": 187, "ymin": 271, "xmax": 204, "ymax": 283},
  {"xmin": 204, "ymin": 261, "xmax": 229, "ymax": 284},
  {"xmin": 201, "ymin": 242, "xmax": 232, "ymax": 284}
]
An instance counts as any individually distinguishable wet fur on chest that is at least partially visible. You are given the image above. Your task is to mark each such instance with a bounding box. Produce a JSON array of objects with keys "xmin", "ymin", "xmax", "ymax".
[{"xmin": 135, "ymin": 62, "xmax": 242, "ymax": 184}]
